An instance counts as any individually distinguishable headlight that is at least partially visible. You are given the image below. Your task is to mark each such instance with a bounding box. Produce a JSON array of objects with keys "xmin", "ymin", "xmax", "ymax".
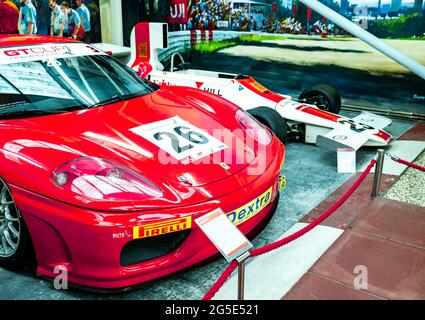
[
  {"xmin": 235, "ymin": 109, "xmax": 272, "ymax": 145},
  {"xmin": 51, "ymin": 157, "xmax": 163, "ymax": 201}
]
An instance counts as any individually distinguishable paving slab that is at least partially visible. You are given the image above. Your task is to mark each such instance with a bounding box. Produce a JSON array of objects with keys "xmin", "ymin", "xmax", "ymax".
[
  {"xmin": 352, "ymin": 199, "xmax": 425, "ymax": 249},
  {"xmin": 310, "ymin": 230, "xmax": 425, "ymax": 300},
  {"xmin": 399, "ymin": 123, "xmax": 425, "ymax": 141},
  {"xmin": 283, "ymin": 272, "xmax": 384, "ymax": 300}
]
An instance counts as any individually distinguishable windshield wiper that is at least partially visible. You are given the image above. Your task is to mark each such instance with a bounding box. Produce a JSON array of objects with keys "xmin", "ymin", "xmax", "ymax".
[
  {"xmin": 0, "ymin": 73, "xmax": 30, "ymax": 103},
  {"xmin": 87, "ymin": 95, "xmax": 125, "ymax": 109},
  {"xmin": 87, "ymin": 93, "xmax": 143, "ymax": 109},
  {"xmin": 0, "ymin": 108, "xmax": 80, "ymax": 120}
]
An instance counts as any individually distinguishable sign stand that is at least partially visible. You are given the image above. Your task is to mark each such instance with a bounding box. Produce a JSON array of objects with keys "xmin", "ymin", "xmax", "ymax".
[
  {"xmin": 195, "ymin": 208, "xmax": 253, "ymax": 300},
  {"xmin": 236, "ymin": 251, "xmax": 250, "ymax": 300},
  {"xmin": 372, "ymin": 149, "xmax": 385, "ymax": 198}
]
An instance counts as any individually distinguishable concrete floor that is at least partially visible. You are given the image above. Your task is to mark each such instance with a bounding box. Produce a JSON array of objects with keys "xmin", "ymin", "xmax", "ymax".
[{"xmin": 0, "ymin": 113, "xmax": 414, "ymax": 300}]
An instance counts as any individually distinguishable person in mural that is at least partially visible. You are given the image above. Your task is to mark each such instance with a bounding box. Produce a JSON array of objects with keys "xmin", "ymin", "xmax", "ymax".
[
  {"xmin": 34, "ymin": 0, "xmax": 50, "ymax": 35},
  {"xmin": 60, "ymin": 1, "xmax": 81, "ymax": 39},
  {"xmin": 0, "ymin": 0, "xmax": 19, "ymax": 34},
  {"xmin": 76, "ymin": 0, "xmax": 91, "ymax": 42},
  {"xmin": 48, "ymin": 0, "xmax": 63, "ymax": 36},
  {"xmin": 86, "ymin": 0, "xmax": 101, "ymax": 43},
  {"xmin": 18, "ymin": 0, "xmax": 38, "ymax": 34}
]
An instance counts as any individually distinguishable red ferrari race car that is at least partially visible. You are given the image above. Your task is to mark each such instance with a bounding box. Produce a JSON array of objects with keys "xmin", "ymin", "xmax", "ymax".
[{"xmin": 0, "ymin": 36, "xmax": 285, "ymax": 289}]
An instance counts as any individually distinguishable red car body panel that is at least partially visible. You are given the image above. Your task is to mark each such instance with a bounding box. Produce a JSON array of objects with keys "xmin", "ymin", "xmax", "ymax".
[{"xmin": 0, "ymin": 36, "xmax": 285, "ymax": 289}]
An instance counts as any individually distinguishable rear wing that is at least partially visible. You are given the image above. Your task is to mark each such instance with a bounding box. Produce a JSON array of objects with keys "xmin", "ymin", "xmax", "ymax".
[{"xmin": 127, "ymin": 22, "xmax": 169, "ymax": 71}]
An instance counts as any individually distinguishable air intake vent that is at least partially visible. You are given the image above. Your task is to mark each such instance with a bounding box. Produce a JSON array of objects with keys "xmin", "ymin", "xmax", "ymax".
[{"xmin": 120, "ymin": 230, "xmax": 190, "ymax": 266}]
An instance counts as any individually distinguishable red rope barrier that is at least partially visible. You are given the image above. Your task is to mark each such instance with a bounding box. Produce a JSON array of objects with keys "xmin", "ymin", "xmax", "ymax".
[
  {"xmin": 392, "ymin": 157, "xmax": 425, "ymax": 172},
  {"xmin": 201, "ymin": 260, "xmax": 238, "ymax": 300},
  {"xmin": 201, "ymin": 158, "xmax": 377, "ymax": 300},
  {"xmin": 251, "ymin": 159, "xmax": 377, "ymax": 257}
]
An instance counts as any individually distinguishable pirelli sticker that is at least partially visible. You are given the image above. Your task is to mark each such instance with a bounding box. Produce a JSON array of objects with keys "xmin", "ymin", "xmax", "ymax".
[
  {"xmin": 133, "ymin": 217, "xmax": 192, "ymax": 239},
  {"xmin": 226, "ymin": 186, "xmax": 273, "ymax": 226},
  {"xmin": 132, "ymin": 186, "xmax": 273, "ymax": 239}
]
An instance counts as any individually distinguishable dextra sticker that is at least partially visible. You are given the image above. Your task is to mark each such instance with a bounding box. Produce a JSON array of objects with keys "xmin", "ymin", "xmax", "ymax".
[
  {"xmin": 130, "ymin": 116, "xmax": 228, "ymax": 161},
  {"xmin": 133, "ymin": 217, "xmax": 192, "ymax": 239},
  {"xmin": 227, "ymin": 187, "xmax": 273, "ymax": 225},
  {"xmin": 0, "ymin": 43, "xmax": 105, "ymax": 65}
]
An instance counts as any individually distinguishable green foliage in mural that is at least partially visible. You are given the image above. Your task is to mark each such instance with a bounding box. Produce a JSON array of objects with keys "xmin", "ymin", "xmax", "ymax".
[{"xmin": 368, "ymin": 12, "xmax": 425, "ymax": 38}]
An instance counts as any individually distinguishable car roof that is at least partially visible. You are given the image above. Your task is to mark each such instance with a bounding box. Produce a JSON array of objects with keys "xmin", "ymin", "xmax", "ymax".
[{"xmin": 0, "ymin": 35, "xmax": 79, "ymax": 48}]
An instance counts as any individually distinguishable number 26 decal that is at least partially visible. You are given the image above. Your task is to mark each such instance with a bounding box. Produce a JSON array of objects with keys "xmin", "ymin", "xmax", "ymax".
[{"xmin": 130, "ymin": 116, "xmax": 228, "ymax": 161}]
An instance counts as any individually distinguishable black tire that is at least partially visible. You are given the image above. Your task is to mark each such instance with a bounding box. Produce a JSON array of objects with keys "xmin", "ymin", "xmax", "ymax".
[
  {"xmin": 299, "ymin": 84, "xmax": 341, "ymax": 114},
  {"xmin": 0, "ymin": 178, "xmax": 34, "ymax": 270},
  {"xmin": 248, "ymin": 107, "xmax": 287, "ymax": 143}
]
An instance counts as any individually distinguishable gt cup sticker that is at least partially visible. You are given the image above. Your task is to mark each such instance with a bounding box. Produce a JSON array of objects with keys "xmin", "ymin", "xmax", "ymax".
[
  {"xmin": 133, "ymin": 217, "xmax": 191, "ymax": 239},
  {"xmin": 130, "ymin": 116, "xmax": 228, "ymax": 161},
  {"xmin": 0, "ymin": 44, "xmax": 105, "ymax": 65},
  {"xmin": 227, "ymin": 186, "xmax": 273, "ymax": 226}
]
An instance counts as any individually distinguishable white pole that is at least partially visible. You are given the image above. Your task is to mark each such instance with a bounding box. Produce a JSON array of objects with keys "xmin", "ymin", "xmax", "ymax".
[
  {"xmin": 297, "ymin": 0, "xmax": 425, "ymax": 80},
  {"xmin": 99, "ymin": 0, "xmax": 123, "ymax": 46}
]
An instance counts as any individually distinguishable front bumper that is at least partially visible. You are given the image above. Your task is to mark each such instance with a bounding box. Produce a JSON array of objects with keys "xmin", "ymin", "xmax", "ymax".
[{"xmin": 11, "ymin": 147, "xmax": 284, "ymax": 289}]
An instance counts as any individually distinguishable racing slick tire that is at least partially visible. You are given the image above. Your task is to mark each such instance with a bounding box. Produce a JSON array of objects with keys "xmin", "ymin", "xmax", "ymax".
[
  {"xmin": 248, "ymin": 107, "xmax": 287, "ymax": 143},
  {"xmin": 0, "ymin": 177, "xmax": 34, "ymax": 270},
  {"xmin": 299, "ymin": 84, "xmax": 341, "ymax": 114}
]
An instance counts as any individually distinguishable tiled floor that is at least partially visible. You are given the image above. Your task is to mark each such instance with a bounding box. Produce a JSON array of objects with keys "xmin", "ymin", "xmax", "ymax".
[
  {"xmin": 399, "ymin": 122, "xmax": 425, "ymax": 141},
  {"xmin": 285, "ymin": 123, "xmax": 425, "ymax": 300}
]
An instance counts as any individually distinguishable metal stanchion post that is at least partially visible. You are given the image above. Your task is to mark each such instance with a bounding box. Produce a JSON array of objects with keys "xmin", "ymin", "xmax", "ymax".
[
  {"xmin": 372, "ymin": 149, "xmax": 385, "ymax": 198},
  {"xmin": 236, "ymin": 252, "xmax": 250, "ymax": 300}
]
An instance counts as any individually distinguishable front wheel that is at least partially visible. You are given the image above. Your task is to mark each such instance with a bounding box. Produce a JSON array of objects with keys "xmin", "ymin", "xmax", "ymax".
[
  {"xmin": 298, "ymin": 84, "xmax": 341, "ymax": 114},
  {"xmin": 0, "ymin": 177, "xmax": 33, "ymax": 269},
  {"xmin": 248, "ymin": 107, "xmax": 287, "ymax": 143}
]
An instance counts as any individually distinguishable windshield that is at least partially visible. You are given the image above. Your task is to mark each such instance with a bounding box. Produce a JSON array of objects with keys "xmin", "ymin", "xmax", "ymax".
[{"xmin": 0, "ymin": 51, "xmax": 154, "ymax": 119}]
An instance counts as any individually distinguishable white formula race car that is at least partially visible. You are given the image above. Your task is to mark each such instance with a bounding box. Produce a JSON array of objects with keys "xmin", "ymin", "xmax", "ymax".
[{"xmin": 98, "ymin": 22, "xmax": 393, "ymax": 151}]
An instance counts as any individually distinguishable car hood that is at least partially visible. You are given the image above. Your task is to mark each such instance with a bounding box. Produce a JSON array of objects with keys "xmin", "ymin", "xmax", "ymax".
[{"xmin": 0, "ymin": 89, "xmax": 260, "ymax": 211}]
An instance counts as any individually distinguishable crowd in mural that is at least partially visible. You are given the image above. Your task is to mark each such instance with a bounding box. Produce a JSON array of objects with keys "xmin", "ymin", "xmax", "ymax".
[
  {"xmin": 266, "ymin": 17, "xmax": 340, "ymax": 35},
  {"xmin": 0, "ymin": 0, "xmax": 346, "ymax": 40},
  {"xmin": 0, "ymin": 0, "xmax": 100, "ymax": 42},
  {"xmin": 184, "ymin": 0, "xmax": 338, "ymax": 35},
  {"xmin": 187, "ymin": 0, "xmax": 231, "ymax": 30}
]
